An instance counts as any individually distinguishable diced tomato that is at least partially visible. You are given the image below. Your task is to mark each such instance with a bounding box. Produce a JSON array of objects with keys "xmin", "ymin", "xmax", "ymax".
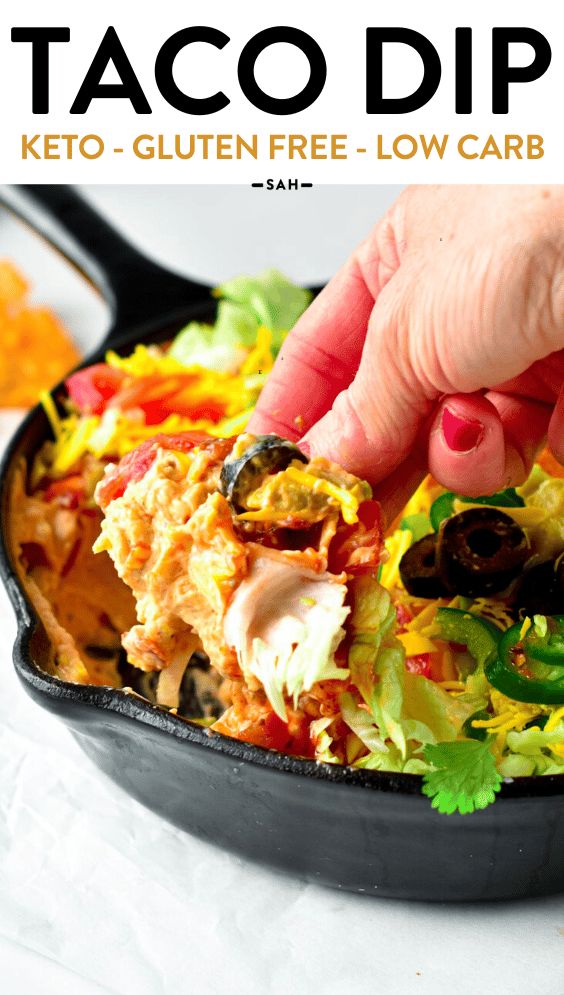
[
  {"xmin": 328, "ymin": 499, "xmax": 384, "ymax": 575},
  {"xmin": 108, "ymin": 374, "xmax": 228, "ymax": 426},
  {"xmin": 96, "ymin": 432, "xmax": 234, "ymax": 508},
  {"xmin": 67, "ymin": 365, "xmax": 231, "ymax": 426},
  {"xmin": 234, "ymin": 712, "xmax": 290, "ymax": 752},
  {"xmin": 240, "ymin": 711, "xmax": 315, "ymax": 758},
  {"xmin": 429, "ymin": 646, "xmax": 458, "ymax": 683},
  {"xmin": 289, "ymin": 714, "xmax": 316, "ymax": 758},
  {"xmin": 262, "ymin": 712, "xmax": 293, "ymax": 752},
  {"xmin": 61, "ymin": 538, "xmax": 82, "ymax": 577},
  {"xmin": 142, "ymin": 398, "xmax": 227, "ymax": 426},
  {"xmin": 395, "ymin": 603, "xmax": 413, "ymax": 631},
  {"xmin": 405, "ymin": 654, "xmax": 432, "ymax": 678},
  {"xmin": 43, "ymin": 474, "xmax": 86, "ymax": 508},
  {"xmin": 20, "ymin": 542, "xmax": 51, "ymax": 570},
  {"xmin": 66, "ymin": 364, "xmax": 126, "ymax": 415}
]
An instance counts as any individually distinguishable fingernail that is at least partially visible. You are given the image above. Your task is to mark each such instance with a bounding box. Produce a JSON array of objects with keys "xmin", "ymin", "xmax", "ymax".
[{"xmin": 442, "ymin": 407, "xmax": 484, "ymax": 453}]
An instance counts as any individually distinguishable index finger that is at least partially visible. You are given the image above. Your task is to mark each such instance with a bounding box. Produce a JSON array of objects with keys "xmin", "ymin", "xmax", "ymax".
[
  {"xmin": 248, "ymin": 255, "xmax": 374, "ymax": 440},
  {"xmin": 248, "ymin": 212, "xmax": 401, "ymax": 440}
]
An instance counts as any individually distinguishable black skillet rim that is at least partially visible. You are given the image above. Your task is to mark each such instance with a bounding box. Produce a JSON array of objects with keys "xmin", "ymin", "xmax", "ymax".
[{"xmin": 2, "ymin": 395, "xmax": 564, "ymax": 803}]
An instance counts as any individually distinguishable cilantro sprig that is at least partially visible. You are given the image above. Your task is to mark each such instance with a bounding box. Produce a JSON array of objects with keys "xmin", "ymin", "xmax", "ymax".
[{"xmin": 422, "ymin": 738, "xmax": 503, "ymax": 815}]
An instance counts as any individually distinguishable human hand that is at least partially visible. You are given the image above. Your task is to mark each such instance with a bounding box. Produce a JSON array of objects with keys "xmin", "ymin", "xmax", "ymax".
[{"xmin": 249, "ymin": 185, "xmax": 564, "ymax": 522}]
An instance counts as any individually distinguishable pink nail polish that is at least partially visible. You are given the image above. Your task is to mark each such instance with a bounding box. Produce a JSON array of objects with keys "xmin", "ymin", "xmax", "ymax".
[{"xmin": 442, "ymin": 407, "xmax": 484, "ymax": 453}]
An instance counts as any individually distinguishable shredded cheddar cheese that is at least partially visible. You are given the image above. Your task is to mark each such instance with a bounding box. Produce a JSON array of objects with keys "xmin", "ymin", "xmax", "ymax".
[
  {"xmin": 469, "ymin": 598, "xmax": 514, "ymax": 631},
  {"xmin": 397, "ymin": 630, "xmax": 438, "ymax": 656},
  {"xmin": 379, "ymin": 528, "xmax": 412, "ymax": 589},
  {"xmin": 544, "ymin": 706, "xmax": 564, "ymax": 733},
  {"xmin": 106, "ymin": 344, "xmax": 187, "ymax": 377},
  {"xmin": 240, "ymin": 326, "xmax": 274, "ymax": 377},
  {"xmin": 42, "ymin": 405, "xmax": 254, "ymax": 475},
  {"xmin": 520, "ymin": 616, "xmax": 532, "ymax": 640},
  {"xmin": 472, "ymin": 689, "xmax": 542, "ymax": 751},
  {"xmin": 405, "ymin": 604, "xmax": 438, "ymax": 632}
]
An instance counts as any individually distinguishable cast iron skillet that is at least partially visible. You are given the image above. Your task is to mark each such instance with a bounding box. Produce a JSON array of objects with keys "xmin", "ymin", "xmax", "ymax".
[{"xmin": 1, "ymin": 186, "xmax": 563, "ymax": 902}]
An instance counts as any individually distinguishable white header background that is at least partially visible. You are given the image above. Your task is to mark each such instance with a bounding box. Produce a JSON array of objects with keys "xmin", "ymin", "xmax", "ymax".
[{"xmin": 0, "ymin": 0, "xmax": 562, "ymax": 182}]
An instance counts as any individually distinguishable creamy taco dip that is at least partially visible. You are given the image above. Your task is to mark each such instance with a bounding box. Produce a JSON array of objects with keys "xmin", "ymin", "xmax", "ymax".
[{"xmin": 9, "ymin": 271, "xmax": 564, "ymax": 816}]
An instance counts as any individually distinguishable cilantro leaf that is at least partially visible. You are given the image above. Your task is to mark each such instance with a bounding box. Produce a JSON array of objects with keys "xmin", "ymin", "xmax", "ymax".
[{"xmin": 422, "ymin": 738, "xmax": 503, "ymax": 815}]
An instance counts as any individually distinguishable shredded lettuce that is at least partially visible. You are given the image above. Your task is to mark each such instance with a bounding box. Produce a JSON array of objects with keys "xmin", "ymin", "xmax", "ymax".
[
  {"xmin": 169, "ymin": 302, "xmax": 252, "ymax": 373},
  {"xmin": 213, "ymin": 299, "xmax": 259, "ymax": 346},
  {"xmin": 344, "ymin": 575, "xmax": 486, "ymax": 776},
  {"xmin": 347, "ymin": 576, "xmax": 396, "ymax": 701},
  {"xmin": 339, "ymin": 691, "xmax": 388, "ymax": 754},
  {"xmin": 498, "ymin": 754, "xmax": 537, "ymax": 778},
  {"xmin": 403, "ymin": 672, "xmax": 479, "ymax": 743},
  {"xmin": 368, "ymin": 643, "xmax": 408, "ymax": 759},
  {"xmin": 402, "ymin": 719, "xmax": 438, "ymax": 751},
  {"xmin": 250, "ymin": 598, "xmax": 349, "ymax": 721},
  {"xmin": 310, "ymin": 717, "xmax": 340, "ymax": 765},
  {"xmin": 170, "ymin": 270, "xmax": 311, "ymax": 373},
  {"xmin": 354, "ymin": 746, "xmax": 404, "ymax": 772},
  {"xmin": 400, "ymin": 512, "xmax": 433, "ymax": 544},
  {"xmin": 224, "ymin": 558, "xmax": 351, "ymax": 722},
  {"xmin": 518, "ymin": 467, "xmax": 564, "ymax": 559},
  {"xmin": 403, "ymin": 758, "xmax": 434, "ymax": 775},
  {"xmin": 506, "ymin": 721, "xmax": 564, "ymax": 757},
  {"xmin": 353, "ymin": 743, "xmax": 433, "ymax": 775},
  {"xmin": 347, "ymin": 578, "xmax": 407, "ymax": 757},
  {"xmin": 517, "ymin": 464, "xmax": 549, "ymax": 500},
  {"xmin": 216, "ymin": 269, "xmax": 312, "ymax": 346}
]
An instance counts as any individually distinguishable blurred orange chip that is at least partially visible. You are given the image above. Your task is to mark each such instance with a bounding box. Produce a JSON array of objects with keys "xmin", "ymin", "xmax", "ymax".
[{"xmin": 0, "ymin": 260, "xmax": 80, "ymax": 408}]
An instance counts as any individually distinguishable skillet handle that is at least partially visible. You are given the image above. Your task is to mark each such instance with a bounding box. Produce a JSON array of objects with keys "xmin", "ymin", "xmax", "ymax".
[{"xmin": 0, "ymin": 184, "xmax": 211, "ymax": 346}]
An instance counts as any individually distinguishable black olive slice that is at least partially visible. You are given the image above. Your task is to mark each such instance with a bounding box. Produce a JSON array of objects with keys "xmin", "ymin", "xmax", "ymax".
[
  {"xmin": 219, "ymin": 434, "xmax": 308, "ymax": 508},
  {"xmin": 399, "ymin": 533, "xmax": 448, "ymax": 598},
  {"xmin": 437, "ymin": 507, "xmax": 529, "ymax": 598},
  {"xmin": 512, "ymin": 557, "xmax": 564, "ymax": 617}
]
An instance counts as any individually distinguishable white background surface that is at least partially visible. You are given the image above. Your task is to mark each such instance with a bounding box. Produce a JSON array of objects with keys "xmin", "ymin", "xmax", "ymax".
[{"xmin": 1, "ymin": 186, "xmax": 564, "ymax": 995}]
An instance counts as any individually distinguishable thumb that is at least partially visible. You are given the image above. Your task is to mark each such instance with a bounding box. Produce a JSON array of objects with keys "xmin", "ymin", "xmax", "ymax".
[
  {"xmin": 427, "ymin": 391, "xmax": 551, "ymax": 495},
  {"xmin": 548, "ymin": 382, "xmax": 564, "ymax": 465}
]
